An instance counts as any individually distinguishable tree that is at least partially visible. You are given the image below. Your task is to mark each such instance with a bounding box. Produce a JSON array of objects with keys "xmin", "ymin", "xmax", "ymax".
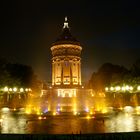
[
  {"xmin": 0, "ymin": 57, "xmax": 42, "ymax": 94},
  {"xmin": 88, "ymin": 63, "xmax": 128, "ymax": 91},
  {"xmin": 131, "ymin": 58, "xmax": 140, "ymax": 77}
]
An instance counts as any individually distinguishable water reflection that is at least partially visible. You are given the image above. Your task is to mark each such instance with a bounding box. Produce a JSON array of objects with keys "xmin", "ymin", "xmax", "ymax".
[
  {"xmin": 1, "ymin": 110, "xmax": 140, "ymax": 134},
  {"xmin": 105, "ymin": 113, "xmax": 135, "ymax": 132},
  {"xmin": 0, "ymin": 111, "xmax": 27, "ymax": 134},
  {"xmin": 136, "ymin": 116, "xmax": 140, "ymax": 131}
]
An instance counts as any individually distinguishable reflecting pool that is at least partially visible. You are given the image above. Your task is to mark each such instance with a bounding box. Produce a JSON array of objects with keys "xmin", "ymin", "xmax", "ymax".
[{"xmin": 1, "ymin": 109, "xmax": 140, "ymax": 134}]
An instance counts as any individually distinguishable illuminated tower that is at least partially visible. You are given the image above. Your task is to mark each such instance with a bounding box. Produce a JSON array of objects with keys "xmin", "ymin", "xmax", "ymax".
[
  {"xmin": 51, "ymin": 17, "xmax": 82, "ymax": 87},
  {"xmin": 46, "ymin": 17, "xmax": 93, "ymax": 113}
]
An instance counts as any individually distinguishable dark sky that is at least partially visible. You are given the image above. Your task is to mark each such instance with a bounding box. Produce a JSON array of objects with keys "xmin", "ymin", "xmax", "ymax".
[{"xmin": 1, "ymin": 0, "xmax": 139, "ymax": 83}]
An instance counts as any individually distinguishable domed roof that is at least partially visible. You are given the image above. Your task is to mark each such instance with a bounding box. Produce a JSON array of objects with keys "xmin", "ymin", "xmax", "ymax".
[{"xmin": 52, "ymin": 17, "xmax": 81, "ymax": 46}]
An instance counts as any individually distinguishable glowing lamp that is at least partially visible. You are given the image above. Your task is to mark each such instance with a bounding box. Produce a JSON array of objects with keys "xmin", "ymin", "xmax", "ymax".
[
  {"xmin": 110, "ymin": 87, "xmax": 114, "ymax": 91},
  {"xmin": 121, "ymin": 87, "xmax": 125, "ymax": 91},
  {"xmin": 125, "ymin": 85, "xmax": 129, "ymax": 90},
  {"xmin": 20, "ymin": 88, "xmax": 24, "ymax": 92},
  {"xmin": 28, "ymin": 88, "xmax": 32, "ymax": 92},
  {"xmin": 25, "ymin": 88, "xmax": 28, "ymax": 92},
  {"xmin": 129, "ymin": 86, "xmax": 133, "ymax": 91},
  {"xmin": 53, "ymin": 112, "xmax": 56, "ymax": 116},
  {"xmin": 73, "ymin": 111, "xmax": 77, "ymax": 115},
  {"xmin": 4, "ymin": 86, "xmax": 8, "ymax": 92},
  {"xmin": 38, "ymin": 116, "xmax": 42, "ymax": 120},
  {"xmin": 137, "ymin": 86, "xmax": 140, "ymax": 91},
  {"xmin": 13, "ymin": 87, "xmax": 17, "ymax": 92},
  {"xmin": 86, "ymin": 115, "xmax": 91, "ymax": 119},
  {"xmin": 9, "ymin": 88, "xmax": 12, "ymax": 92},
  {"xmin": 115, "ymin": 86, "xmax": 121, "ymax": 91},
  {"xmin": 105, "ymin": 87, "xmax": 109, "ymax": 91}
]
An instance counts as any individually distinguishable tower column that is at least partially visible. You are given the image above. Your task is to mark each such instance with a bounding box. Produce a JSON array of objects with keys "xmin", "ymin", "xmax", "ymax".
[
  {"xmin": 52, "ymin": 62, "xmax": 54, "ymax": 85},
  {"xmin": 79, "ymin": 62, "xmax": 81, "ymax": 85}
]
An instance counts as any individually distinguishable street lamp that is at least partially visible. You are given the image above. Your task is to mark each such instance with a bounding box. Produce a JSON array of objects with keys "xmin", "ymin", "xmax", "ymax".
[
  {"xmin": 13, "ymin": 87, "xmax": 17, "ymax": 92},
  {"xmin": 115, "ymin": 86, "xmax": 121, "ymax": 91},
  {"xmin": 110, "ymin": 87, "xmax": 114, "ymax": 91},
  {"xmin": 137, "ymin": 86, "xmax": 140, "ymax": 91},
  {"xmin": 105, "ymin": 87, "xmax": 109, "ymax": 91},
  {"xmin": 4, "ymin": 86, "xmax": 8, "ymax": 92},
  {"xmin": 25, "ymin": 88, "xmax": 28, "ymax": 92},
  {"xmin": 28, "ymin": 88, "xmax": 32, "ymax": 92},
  {"xmin": 20, "ymin": 88, "xmax": 24, "ymax": 92},
  {"xmin": 125, "ymin": 85, "xmax": 129, "ymax": 90},
  {"xmin": 9, "ymin": 88, "xmax": 12, "ymax": 92},
  {"xmin": 121, "ymin": 86, "xmax": 126, "ymax": 91},
  {"xmin": 129, "ymin": 86, "xmax": 133, "ymax": 91}
]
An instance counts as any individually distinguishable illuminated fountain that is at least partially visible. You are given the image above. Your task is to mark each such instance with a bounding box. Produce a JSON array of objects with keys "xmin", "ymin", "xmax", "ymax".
[{"xmin": 24, "ymin": 18, "xmax": 140, "ymax": 117}]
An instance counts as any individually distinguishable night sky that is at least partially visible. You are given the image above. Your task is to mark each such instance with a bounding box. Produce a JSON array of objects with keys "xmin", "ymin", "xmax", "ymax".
[{"xmin": 1, "ymin": 0, "xmax": 139, "ymax": 83}]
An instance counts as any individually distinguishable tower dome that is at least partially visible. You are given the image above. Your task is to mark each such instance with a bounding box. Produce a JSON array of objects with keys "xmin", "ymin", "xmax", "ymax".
[{"xmin": 52, "ymin": 17, "xmax": 81, "ymax": 46}]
